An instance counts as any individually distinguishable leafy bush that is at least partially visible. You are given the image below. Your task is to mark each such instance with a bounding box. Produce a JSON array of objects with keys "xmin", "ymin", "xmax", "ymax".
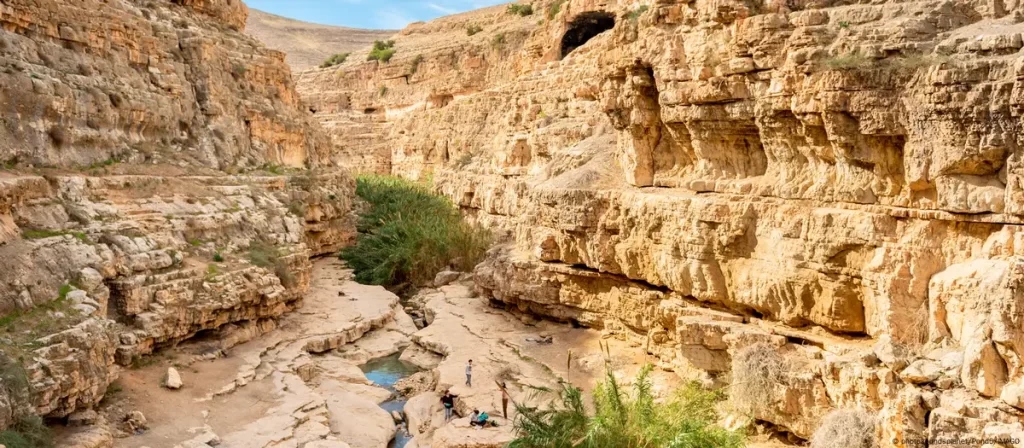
[
  {"xmin": 368, "ymin": 40, "xmax": 397, "ymax": 62},
  {"xmin": 493, "ymin": 33, "xmax": 507, "ymax": 47},
  {"xmin": 509, "ymin": 365, "xmax": 744, "ymax": 448},
  {"xmin": 410, "ymin": 54, "xmax": 425, "ymax": 74},
  {"xmin": 822, "ymin": 52, "xmax": 870, "ymax": 70},
  {"xmin": 507, "ymin": 3, "xmax": 534, "ymax": 16},
  {"xmin": 339, "ymin": 175, "xmax": 491, "ymax": 287},
  {"xmin": 810, "ymin": 409, "xmax": 877, "ymax": 448},
  {"xmin": 247, "ymin": 239, "xmax": 298, "ymax": 289},
  {"xmin": 626, "ymin": 5, "xmax": 649, "ymax": 22},
  {"xmin": 547, "ymin": 0, "xmax": 565, "ymax": 19},
  {"xmin": 466, "ymin": 24, "xmax": 483, "ymax": 36},
  {"xmin": 212, "ymin": 252, "xmax": 224, "ymax": 262},
  {"xmin": 22, "ymin": 229, "xmax": 88, "ymax": 242},
  {"xmin": 0, "ymin": 415, "xmax": 54, "ymax": 448},
  {"xmin": 321, "ymin": 52, "xmax": 350, "ymax": 68}
]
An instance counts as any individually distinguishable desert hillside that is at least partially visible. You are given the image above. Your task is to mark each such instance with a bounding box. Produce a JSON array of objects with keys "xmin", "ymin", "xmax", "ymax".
[{"xmin": 246, "ymin": 9, "xmax": 395, "ymax": 70}]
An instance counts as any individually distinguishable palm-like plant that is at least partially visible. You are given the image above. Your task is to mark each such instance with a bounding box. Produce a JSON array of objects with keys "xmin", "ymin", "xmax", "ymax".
[{"xmin": 510, "ymin": 365, "xmax": 744, "ymax": 448}]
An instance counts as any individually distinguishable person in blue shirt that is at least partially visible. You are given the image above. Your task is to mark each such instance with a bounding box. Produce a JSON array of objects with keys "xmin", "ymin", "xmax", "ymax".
[{"xmin": 469, "ymin": 409, "xmax": 490, "ymax": 428}]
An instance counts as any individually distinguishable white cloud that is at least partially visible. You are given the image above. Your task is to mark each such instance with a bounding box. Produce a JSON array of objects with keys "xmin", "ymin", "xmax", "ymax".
[{"xmin": 426, "ymin": 2, "xmax": 459, "ymax": 14}]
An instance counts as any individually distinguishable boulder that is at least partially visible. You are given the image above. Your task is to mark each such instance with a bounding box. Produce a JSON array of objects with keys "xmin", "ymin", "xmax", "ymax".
[
  {"xmin": 165, "ymin": 367, "xmax": 183, "ymax": 390},
  {"xmin": 67, "ymin": 408, "xmax": 99, "ymax": 427},
  {"xmin": 433, "ymin": 271, "xmax": 461, "ymax": 287},
  {"xmin": 901, "ymin": 360, "xmax": 942, "ymax": 384}
]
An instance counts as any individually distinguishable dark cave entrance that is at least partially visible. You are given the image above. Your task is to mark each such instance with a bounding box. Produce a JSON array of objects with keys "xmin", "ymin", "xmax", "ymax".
[{"xmin": 559, "ymin": 11, "xmax": 615, "ymax": 59}]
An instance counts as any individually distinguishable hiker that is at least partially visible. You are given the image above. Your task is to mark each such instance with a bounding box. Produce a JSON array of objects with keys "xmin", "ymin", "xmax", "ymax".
[
  {"xmin": 469, "ymin": 409, "xmax": 490, "ymax": 428},
  {"xmin": 499, "ymin": 382, "xmax": 510, "ymax": 419},
  {"xmin": 440, "ymin": 389, "xmax": 458, "ymax": 421},
  {"xmin": 465, "ymin": 359, "xmax": 473, "ymax": 387}
]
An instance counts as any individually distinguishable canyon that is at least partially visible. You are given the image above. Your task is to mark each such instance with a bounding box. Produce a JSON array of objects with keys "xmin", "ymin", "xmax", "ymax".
[
  {"xmin": 1, "ymin": 0, "xmax": 1024, "ymax": 447},
  {"xmin": 293, "ymin": 0, "xmax": 1024, "ymax": 446}
]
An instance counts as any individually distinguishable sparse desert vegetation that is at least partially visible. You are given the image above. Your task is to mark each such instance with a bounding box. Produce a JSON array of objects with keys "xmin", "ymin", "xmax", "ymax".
[
  {"xmin": 367, "ymin": 40, "xmax": 396, "ymax": 62},
  {"xmin": 509, "ymin": 365, "xmax": 744, "ymax": 448},
  {"xmin": 320, "ymin": 52, "xmax": 350, "ymax": 68}
]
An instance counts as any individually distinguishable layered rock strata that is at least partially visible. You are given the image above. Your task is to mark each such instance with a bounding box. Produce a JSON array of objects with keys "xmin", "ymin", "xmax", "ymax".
[
  {"xmin": 0, "ymin": 0, "xmax": 355, "ymax": 432},
  {"xmin": 296, "ymin": 0, "xmax": 1024, "ymax": 444}
]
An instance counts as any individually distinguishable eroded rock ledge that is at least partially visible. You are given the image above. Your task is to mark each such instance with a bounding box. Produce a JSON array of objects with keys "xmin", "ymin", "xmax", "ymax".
[{"xmin": 293, "ymin": 0, "xmax": 1024, "ymax": 444}]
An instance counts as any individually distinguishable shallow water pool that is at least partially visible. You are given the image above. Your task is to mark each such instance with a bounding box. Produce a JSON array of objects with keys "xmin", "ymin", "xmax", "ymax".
[{"xmin": 360, "ymin": 352, "xmax": 421, "ymax": 448}]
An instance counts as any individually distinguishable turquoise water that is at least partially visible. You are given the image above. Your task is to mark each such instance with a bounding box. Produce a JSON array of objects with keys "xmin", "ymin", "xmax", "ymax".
[{"xmin": 360, "ymin": 353, "xmax": 421, "ymax": 448}]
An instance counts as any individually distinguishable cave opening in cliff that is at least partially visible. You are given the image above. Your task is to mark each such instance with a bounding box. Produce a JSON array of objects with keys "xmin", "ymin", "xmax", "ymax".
[{"xmin": 560, "ymin": 11, "xmax": 615, "ymax": 59}]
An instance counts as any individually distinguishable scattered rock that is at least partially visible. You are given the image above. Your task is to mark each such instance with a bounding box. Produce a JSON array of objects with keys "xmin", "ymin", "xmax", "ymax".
[
  {"xmin": 67, "ymin": 408, "xmax": 100, "ymax": 427},
  {"xmin": 873, "ymin": 335, "xmax": 911, "ymax": 371},
  {"xmin": 433, "ymin": 270, "xmax": 461, "ymax": 287},
  {"xmin": 525, "ymin": 335, "xmax": 553, "ymax": 344},
  {"xmin": 124, "ymin": 410, "xmax": 148, "ymax": 433},
  {"xmin": 391, "ymin": 410, "xmax": 403, "ymax": 423},
  {"xmin": 165, "ymin": 367, "xmax": 183, "ymax": 389},
  {"xmin": 395, "ymin": 370, "xmax": 438, "ymax": 398},
  {"xmin": 901, "ymin": 360, "xmax": 942, "ymax": 384}
]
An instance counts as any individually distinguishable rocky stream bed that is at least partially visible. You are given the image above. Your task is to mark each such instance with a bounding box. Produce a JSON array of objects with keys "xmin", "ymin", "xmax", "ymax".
[{"xmin": 50, "ymin": 257, "xmax": 688, "ymax": 448}]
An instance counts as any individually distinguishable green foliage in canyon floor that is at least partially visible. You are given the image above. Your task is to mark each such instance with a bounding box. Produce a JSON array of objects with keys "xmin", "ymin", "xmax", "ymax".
[
  {"xmin": 340, "ymin": 175, "xmax": 491, "ymax": 288},
  {"xmin": 0, "ymin": 415, "xmax": 53, "ymax": 448},
  {"xmin": 509, "ymin": 365, "xmax": 744, "ymax": 448}
]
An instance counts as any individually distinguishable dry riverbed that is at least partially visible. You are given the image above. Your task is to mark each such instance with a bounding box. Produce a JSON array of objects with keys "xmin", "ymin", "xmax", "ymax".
[{"xmin": 56, "ymin": 258, "xmax": 687, "ymax": 448}]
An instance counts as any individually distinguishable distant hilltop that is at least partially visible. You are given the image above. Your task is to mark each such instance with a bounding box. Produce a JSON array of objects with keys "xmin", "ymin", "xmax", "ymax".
[{"xmin": 245, "ymin": 9, "xmax": 395, "ymax": 70}]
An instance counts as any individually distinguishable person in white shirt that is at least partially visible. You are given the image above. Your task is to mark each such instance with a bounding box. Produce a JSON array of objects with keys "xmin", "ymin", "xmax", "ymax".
[{"xmin": 465, "ymin": 359, "xmax": 473, "ymax": 387}]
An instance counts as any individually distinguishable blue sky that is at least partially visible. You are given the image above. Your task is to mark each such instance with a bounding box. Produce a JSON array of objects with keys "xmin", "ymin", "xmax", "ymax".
[{"xmin": 247, "ymin": 0, "xmax": 509, "ymax": 29}]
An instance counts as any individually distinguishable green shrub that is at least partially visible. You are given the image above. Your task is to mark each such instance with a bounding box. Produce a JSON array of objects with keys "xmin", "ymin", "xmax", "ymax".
[
  {"xmin": 321, "ymin": 52, "xmax": 350, "ymax": 68},
  {"xmin": 212, "ymin": 252, "xmax": 224, "ymax": 262},
  {"xmin": 247, "ymin": 239, "xmax": 297, "ymax": 288},
  {"xmin": 509, "ymin": 365, "xmax": 744, "ymax": 448},
  {"xmin": 507, "ymin": 3, "xmax": 534, "ymax": 16},
  {"xmin": 626, "ymin": 5, "xmax": 649, "ymax": 22},
  {"xmin": 22, "ymin": 229, "xmax": 88, "ymax": 243},
  {"xmin": 547, "ymin": 0, "xmax": 565, "ymax": 19},
  {"xmin": 0, "ymin": 415, "xmax": 54, "ymax": 448},
  {"xmin": 247, "ymin": 239, "xmax": 280, "ymax": 268},
  {"xmin": 466, "ymin": 24, "xmax": 483, "ymax": 36},
  {"xmin": 822, "ymin": 52, "xmax": 870, "ymax": 70},
  {"xmin": 493, "ymin": 33, "xmax": 507, "ymax": 47},
  {"xmin": 339, "ymin": 175, "xmax": 491, "ymax": 287},
  {"xmin": 368, "ymin": 40, "xmax": 397, "ymax": 62},
  {"xmin": 410, "ymin": 54, "xmax": 425, "ymax": 74},
  {"xmin": 379, "ymin": 85, "xmax": 389, "ymax": 97}
]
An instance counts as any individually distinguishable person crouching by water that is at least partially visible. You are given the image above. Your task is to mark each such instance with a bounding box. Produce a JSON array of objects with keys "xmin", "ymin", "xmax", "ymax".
[
  {"xmin": 469, "ymin": 409, "xmax": 490, "ymax": 429},
  {"xmin": 440, "ymin": 389, "xmax": 458, "ymax": 421}
]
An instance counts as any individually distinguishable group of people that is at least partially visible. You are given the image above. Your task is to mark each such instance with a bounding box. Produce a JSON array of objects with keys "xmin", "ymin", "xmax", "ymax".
[{"xmin": 438, "ymin": 359, "xmax": 512, "ymax": 430}]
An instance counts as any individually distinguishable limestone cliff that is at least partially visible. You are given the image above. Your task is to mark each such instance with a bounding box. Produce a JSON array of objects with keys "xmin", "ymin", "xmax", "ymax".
[
  {"xmin": 0, "ymin": 0, "xmax": 354, "ymax": 431},
  {"xmin": 297, "ymin": 0, "xmax": 1024, "ymax": 445}
]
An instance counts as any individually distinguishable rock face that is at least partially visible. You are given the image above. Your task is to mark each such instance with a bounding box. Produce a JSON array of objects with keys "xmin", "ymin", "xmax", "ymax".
[
  {"xmin": 0, "ymin": 0, "xmax": 329, "ymax": 169},
  {"xmin": 293, "ymin": 0, "xmax": 1024, "ymax": 444},
  {"xmin": 0, "ymin": 0, "xmax": 355, "ymax": 433}
]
